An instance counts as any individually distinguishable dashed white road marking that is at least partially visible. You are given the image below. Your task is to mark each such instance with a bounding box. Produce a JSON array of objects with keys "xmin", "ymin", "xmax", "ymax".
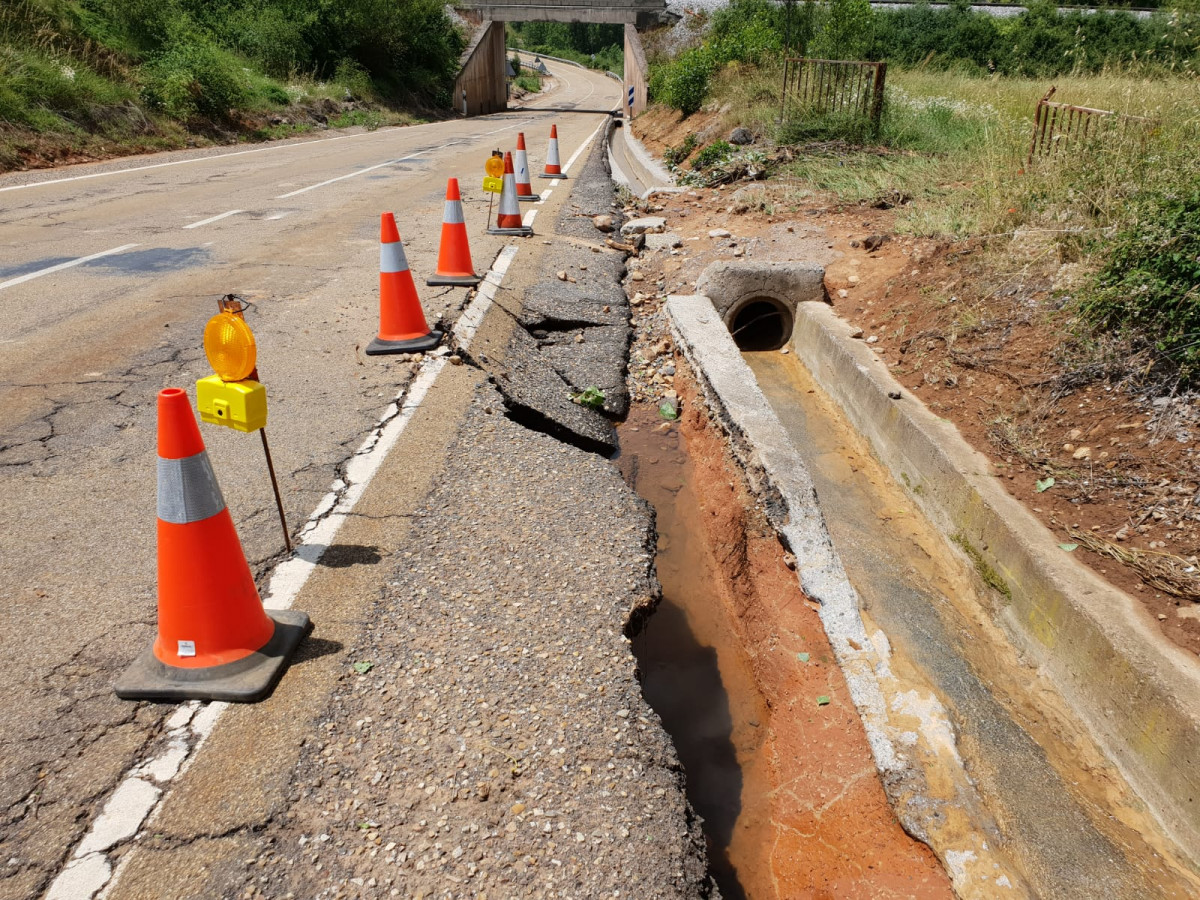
[
  {"xmin": 0, "ymin": 243, "xmax": 139, "ymax": 292},
  {"xmin": 183, "ymin": 209, "xmax": 243, "ymax": 229},
  {"xmin": 523, "ymin": 208, "xmax": 539, "ymax": 227}
]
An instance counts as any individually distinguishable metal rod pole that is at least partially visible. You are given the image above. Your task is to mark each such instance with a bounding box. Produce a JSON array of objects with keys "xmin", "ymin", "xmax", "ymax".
[{"xmin": 259, "ymin": 428, "xmax": 292, "ymax": 553}]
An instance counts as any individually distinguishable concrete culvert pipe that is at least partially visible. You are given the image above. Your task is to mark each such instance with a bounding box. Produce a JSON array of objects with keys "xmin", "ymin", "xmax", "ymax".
[
  {"xmin": 695, "ymin": 260, "xmax": 827, "ymax": 351},
  {"xmin": 727, "ymin": 296, "xmax": 794, "ymax": 351}
]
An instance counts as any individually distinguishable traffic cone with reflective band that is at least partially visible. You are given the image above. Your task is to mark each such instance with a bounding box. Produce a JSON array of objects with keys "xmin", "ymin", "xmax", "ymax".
[
  {"xmin": 487, "ymin": 152, "xmax": 533, "ymax": 236},
  {"xmin": 115, "ymin": 388, "xmax": 309, "ymax": 702},
  {"xmin": 367, "ymin": 213, "xmax": 443, "ymax": 355},
  {"xmin": 427, "ymin": 179, "xmax": 481, "ymax": 287},
  {"xmin": 513, "ymin": 132, "xmax": 537, "ymax": 202},
  {"xmin": 539, "ymin": 124, "xmax": 565, "ymax": 178}
]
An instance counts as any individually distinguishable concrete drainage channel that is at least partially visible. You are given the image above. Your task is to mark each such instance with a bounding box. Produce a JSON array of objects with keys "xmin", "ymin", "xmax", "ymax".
[{"xmin": 644, "ymin": 272, "xmax": 1200, "ymax": 896}]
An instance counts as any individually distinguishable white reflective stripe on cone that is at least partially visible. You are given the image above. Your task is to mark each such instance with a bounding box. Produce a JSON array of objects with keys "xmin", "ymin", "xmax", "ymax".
[
  {"xmin": 157, "ymin": 451, "xmax": 226, "ymax": 524},
  {"xmin": 443, "ymin": 200, "xmax": 465, "ymax": 225},
  {"xmin": 380, "ymin": 240, "xmax": 410, "ymax": 274},
  {"xmin": 498, "ymin": 176, "xmax": 520, "ymax": 216}
]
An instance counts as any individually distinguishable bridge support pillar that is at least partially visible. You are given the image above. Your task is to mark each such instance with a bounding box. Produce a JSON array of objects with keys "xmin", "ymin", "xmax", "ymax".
[
  {"xmin": 623, "ymin": 25, "xmax": 648, "ymax": 118},
  {"xmin": 454, "ymin": 20, "xmax": 508, "ymax": 117}
]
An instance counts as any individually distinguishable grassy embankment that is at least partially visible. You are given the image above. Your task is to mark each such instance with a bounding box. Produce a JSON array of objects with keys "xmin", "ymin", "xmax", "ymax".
[
  {"xmin": 0, "ymin": 0, "xmax": 466, "ymax": 171},
  {"xmin": 645, "ymin": 0, "xmax": 1200, "ymax": 386}
]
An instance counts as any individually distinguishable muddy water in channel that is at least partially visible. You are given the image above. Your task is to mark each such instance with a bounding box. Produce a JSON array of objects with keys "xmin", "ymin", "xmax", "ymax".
[{"xmin": 617, "ymin": 404, "xmax": 772, "ymax": 900}]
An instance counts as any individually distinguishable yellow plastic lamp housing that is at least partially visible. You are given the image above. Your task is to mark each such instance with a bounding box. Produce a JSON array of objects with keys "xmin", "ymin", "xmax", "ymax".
[
  {"xmin": 203, "ymin": 311, "xmax": 257, "ymax": 382},
  {"xmin": 196, "ymin": 374, "xmax": 267, "ymax": 433},
  {"xmin": 485, "ymin": 155, "xmax": 504, "ymax": 178}
]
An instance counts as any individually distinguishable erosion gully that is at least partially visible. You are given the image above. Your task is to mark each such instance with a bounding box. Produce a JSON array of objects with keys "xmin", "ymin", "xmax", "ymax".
[
  {"xmin": 614, "ymin": 338, "xmax": 1200, "ymax": 899},
  {"xmin": 616, "ymin": 385, "xmax": 951, "ymax": 899}
]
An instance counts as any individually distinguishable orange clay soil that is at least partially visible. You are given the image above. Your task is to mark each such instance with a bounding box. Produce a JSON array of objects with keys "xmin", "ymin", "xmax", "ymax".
[{"xmin": 631, "ymin": 376, "xmax": 954, "ymax": 898}]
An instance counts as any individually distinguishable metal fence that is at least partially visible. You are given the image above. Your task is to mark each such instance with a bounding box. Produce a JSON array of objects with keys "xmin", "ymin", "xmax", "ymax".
[
  {"xmin": 1026, "ymin": 86, "xmax": 1153, "ymax": 167},
  {"xmin": 781, "ymin": 58, "xmax": 888, "ymax": 127}
]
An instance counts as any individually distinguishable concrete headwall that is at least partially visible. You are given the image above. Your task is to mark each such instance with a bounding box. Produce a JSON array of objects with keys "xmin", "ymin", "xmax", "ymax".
[
  {"xmin": 454, "ymin": 21, "xmax": 507, "ymax": 117},
  {"xmin": 623, "ymin": 25, "xmax": 648, "ymax": 118}
]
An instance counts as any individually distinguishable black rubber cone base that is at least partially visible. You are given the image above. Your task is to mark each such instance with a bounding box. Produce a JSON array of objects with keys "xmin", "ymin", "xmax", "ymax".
[
  {"xmin": 427, "ymin": 273, "xmax": 482, "ymax": 287},
  {"xmin": 114, "ymin": 609, "xmax": 311, "ymax": 703},
  {"xmin": 538, "ymin": 173, "xmax": 567, "ymax": 179},
  {"xmin": 517, "ymin": 194, "xmax": 539, "ymax": 203},
  {"xmin": 487, "ymin": 225, "xmax": 533, "ymax": 236},
  {"xmin": 365, "ymin": 329, "xmax": 443, "ymax": 356}
]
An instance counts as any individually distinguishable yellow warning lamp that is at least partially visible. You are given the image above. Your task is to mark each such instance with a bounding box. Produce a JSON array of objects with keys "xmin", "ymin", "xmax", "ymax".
[
  {"xmin": 196, "ymin": 295, "xmax": 267, "ymax": 433},
  {"xmin": 485, "ymin": 151, "xmax": 504, "ymax": 178},
  {"xmin": 204, "ymin": 309, "xmax": 256, "ymax": 381}
]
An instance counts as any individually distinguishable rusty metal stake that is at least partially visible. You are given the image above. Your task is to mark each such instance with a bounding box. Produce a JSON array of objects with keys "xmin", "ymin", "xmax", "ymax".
[{"xmin": 259, "ymin": 427, "xmax": 292, "ymax": 553}]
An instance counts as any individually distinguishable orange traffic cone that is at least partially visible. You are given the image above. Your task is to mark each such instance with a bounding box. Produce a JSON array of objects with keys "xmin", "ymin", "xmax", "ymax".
[
  {"xmin": 488, "ymin": 152, "xmax": 533, "ymax": 236},
  {"xmin": 115, "ymin": 388, "xmax": 309, "ymax": 702},
  {"xmin": 539, "ymin": 124, "xmax": 566, "ymax": 179},
  {"xmin": 514, "ymin": 132, "xmax": 537, "ymax": 202},
  {"xmin": 367, "ymin": 213, "xmax": 443, "ymax": 355},
  {"xmin": 427, "ymin": 178, "xmax": 481, "ymax": 287}
]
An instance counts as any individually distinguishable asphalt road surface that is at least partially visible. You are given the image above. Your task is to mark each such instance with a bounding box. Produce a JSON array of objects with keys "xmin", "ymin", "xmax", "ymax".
[{"xmin": 0, "ymin": 59, "xmax": 619, "ymax": 899}]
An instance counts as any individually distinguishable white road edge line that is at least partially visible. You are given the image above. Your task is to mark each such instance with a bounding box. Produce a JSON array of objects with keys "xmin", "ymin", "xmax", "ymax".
[
  {"xmin": 183, "ymin": 209, "xmax": 243, "ymax": 230},
  {"xmin": 0, "ymin": 244, "xmax": 139, "ymax": 292},
  {"xmin": 44, "ymin": 107, "xmax": 605, "ymax": 900},
  {"xmin": 562, "ymin": 117, "xmax": 609, "ymax": 175},
  {"xmin": 45, "ymin": 243, "xmax": 523, "ymax": 900}
]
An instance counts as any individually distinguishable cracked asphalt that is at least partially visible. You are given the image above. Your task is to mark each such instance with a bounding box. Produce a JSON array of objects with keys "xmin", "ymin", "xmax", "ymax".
[
  {"xmin": 0, "ymin": 62, "xmax": 624, "ymax": 899},
  {"xmin": 97, "ymin": 124, "xmax": 713, "ymax": 898}
]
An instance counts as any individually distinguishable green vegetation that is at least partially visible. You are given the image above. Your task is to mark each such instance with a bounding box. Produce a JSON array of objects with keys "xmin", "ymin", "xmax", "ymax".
[
  {"xmin": 952, "ymin": 534, "xmax": 1013, "ymax": 598},
  {"xmin": 648, "ymin": 0, "xmax": 1200, "ymax": 119},
  {"xmin": 691, "ymin": 139, "xmax": 733, "ymax": 169},
  {"xmin": 514, "ymin": 72, "xmax": 543, "ymax": 93},
  {"xmin": 642, "ymin": 0, "xmax": 1200, "ymax": 386},
  {"xmin": 663, "ymin": 133, "xmax": 698, "ymax": 166},
  {"xmin": 506, "ymin": 22, "xmax": 623, "ymax": 73},
  {"xmin": 0, "ymin": 0, "xmax": 465, "ymax": 170},
  {"xmin": 1081, "ymin": 182, "xmax": 1200, "ymax": 381}
]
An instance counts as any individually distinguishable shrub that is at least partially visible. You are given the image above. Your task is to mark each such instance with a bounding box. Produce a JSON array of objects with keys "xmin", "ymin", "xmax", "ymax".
[
  {"xmin": 652, "ymin": 46, "xmax": 717, "ymax": 116},
  {"xmin": 333, "ymin": 59, "xmax": 375, "ymax": 101},
  {"xmin": 514, "ymin": 73, "xmax": 541, "ymax": 93},
  {"xmin": 663, "ymin": 133, "xmax": 698, "ymax": 166},
  {"xmin": 692, "ymin": 139, "xmax": 733, "ymax": 169},
  {"xmin": 811, "ymin": 0, "xmax": 876, "ymax": 61},
  {"xmin": 142, "ymin": 40, "xmax": 246, "ymax": 120},
  {"xmin": 1080, "ymin": 182, "xmax": 1200, "ymax": 382}
]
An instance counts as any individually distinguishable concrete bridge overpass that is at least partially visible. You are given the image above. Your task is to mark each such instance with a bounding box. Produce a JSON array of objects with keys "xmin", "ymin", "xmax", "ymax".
[{"xmin": 453, "ymin": 0, "xmax": 667, "ymax": 117}]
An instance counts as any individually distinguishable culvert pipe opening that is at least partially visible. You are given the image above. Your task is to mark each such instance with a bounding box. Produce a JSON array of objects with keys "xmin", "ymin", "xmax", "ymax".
[{"xmin": 727, "ymin": 298, "xmax": 793, "ymax": 352}]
